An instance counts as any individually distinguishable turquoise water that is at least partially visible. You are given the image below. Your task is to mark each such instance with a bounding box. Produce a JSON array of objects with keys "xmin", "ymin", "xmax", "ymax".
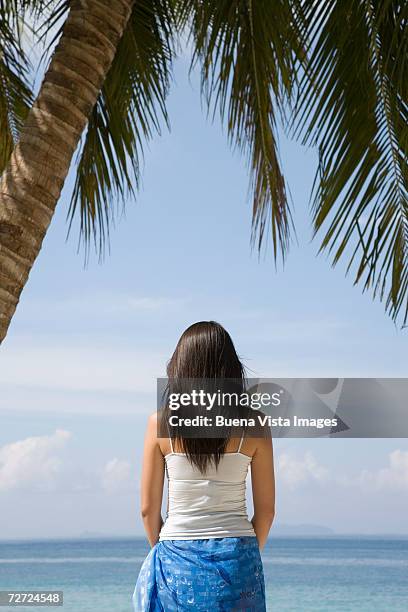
[{"xmin": 0, "ymin": 537, "xmax": 407, "ymax": 611}]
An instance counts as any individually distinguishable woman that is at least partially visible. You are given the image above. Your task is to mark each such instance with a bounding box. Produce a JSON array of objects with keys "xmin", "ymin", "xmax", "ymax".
[{"xmin": 133, "ymin": 321, "xmax": 275, "ymax": 611}]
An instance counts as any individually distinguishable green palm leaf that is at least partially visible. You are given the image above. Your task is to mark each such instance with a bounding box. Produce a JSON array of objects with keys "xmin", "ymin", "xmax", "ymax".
[
  {"xmin": 179, "ymin": 0, "xmax": 306, "ymax": 259},
  {"xmin": 0, "ymin": 0, "xmax": 64, "ymax": 172},
  {"xmin": 0, "ymin": 1, "xmax": 33, "ymax": 172},
  {"xmin": 296, "ymin": 0, "xmax": 408, "ymax": 324},
  {"xmin": 66, "ymin": 0, "xmax": 175, "ymax": 259}
]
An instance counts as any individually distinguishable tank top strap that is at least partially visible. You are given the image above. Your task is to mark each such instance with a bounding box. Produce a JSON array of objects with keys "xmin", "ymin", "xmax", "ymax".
[
  {"xmin": 165, "ymin": 417, "xmax": 174, "ymax": 454},
  {"xmin": 237, "ymin": 429, "xmax": 245, "ymax": 453}
]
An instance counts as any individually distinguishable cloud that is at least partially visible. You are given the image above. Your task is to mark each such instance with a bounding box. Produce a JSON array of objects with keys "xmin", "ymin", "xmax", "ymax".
[
  {"xmin": 359, "ymin": 450, "xmax": 408, "ymax": 491},
  {"xmin": 101, "ymin": 458, "xmax": 133, "ymax": 494},
  {"xmin": 0, "ymin": 430, "xmax": 71, "ymax": 492},
  {"xmin": 275, "ymin": 448, "xmax": 408, "ymax": 497},
  {"xmin": 0, "ymin": 432, "xmax": 135, "ymax": 495},
  {"xmin": 276, "ymin": 451, "xmax": 329, "ymax": 489},
  {"xmin": 275, "ymin": 448, "xmax": 408, "ymax": 495}
]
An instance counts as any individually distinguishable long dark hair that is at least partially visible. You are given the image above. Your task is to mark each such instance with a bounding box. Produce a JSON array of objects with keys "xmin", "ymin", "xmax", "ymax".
[{"xmin": 165, "ymin": 321, "xmax": 246, "ymax": 472}]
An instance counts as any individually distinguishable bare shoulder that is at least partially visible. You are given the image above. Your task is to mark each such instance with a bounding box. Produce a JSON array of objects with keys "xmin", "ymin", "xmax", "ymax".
[
  {"xmin": 145, "ymin": 412, "xmax": 159, "ymax": 440},
  {"xmin": 146, "ymin": 412, "xmax": 169, "ymax": 456},
  {"xmin": 147, "ymin": 412, "xmax": 158, "ymax": 427},
  {"xmin": 251, "ymin": 432, "xmax": 273, "ymax": 458},
  {"xmin": 239, "ymin": 433, "xmax": 271, "ymax": 458}
]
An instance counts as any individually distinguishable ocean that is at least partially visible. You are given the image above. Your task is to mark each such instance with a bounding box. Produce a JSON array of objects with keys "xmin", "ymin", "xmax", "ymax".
[{"xmin": 0, "ymin": 536, "xmax": 407, "ymax": 611}]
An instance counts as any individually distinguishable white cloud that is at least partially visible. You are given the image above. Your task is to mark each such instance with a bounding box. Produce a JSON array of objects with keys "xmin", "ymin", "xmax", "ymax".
[
  {"xmin": 275, "ymin": 448, "xmax": 408, "ymax": 496},
  {"xmin": 101, "ymin": 458, "xmax": 133, "ymax": 494},
  {"xmin": 276, "ymin": 451, "xmax": 329, "ymax": 489},
  {"xmin": 0, "ymin": 433, "xmax": 136, "ymax": 496},
  {"xmin": 359, "ymin": 450, "xmax": 408, "ymax": 491},
  {"xmin": 0, "ymin": 430, "xmax": 71, "ymax": 492}
]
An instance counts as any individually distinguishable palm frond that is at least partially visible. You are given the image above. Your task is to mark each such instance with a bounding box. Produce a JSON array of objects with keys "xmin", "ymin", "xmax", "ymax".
[
  {"xmin": 180, "ymin": 0, "xmax": 306, "ymax": 259},
  {"xmin": 296, "ymin": 0, "xmax": 408, "ymax": 325},
  {"xmin": 35, "ymin": 1, "xmax": 73, "ymax": 65},
  {"xmin": 66, "ymin": 0, "xmax": 175, "ymax": 259},
  {"xmin": 0, "ymin": 2, "xmax": 34, "ymax": 172}
]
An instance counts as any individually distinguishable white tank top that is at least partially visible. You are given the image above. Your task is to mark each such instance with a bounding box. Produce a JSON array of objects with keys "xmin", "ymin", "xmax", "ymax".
[{"xmin": 159, "ymin": 434, "xmax": 256, "ymax": 540}]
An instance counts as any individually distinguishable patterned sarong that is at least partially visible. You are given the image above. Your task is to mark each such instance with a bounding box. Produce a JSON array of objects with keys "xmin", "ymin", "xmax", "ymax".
[{"xmin": 133, "ymin": 537, "xmax": 266, "ymax": 611}]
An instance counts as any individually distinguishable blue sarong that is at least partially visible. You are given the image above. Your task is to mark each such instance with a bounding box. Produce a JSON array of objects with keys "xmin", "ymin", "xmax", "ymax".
[{"xmin": 133, "ymin": 537, "xmax": 265, "ymax": 611}]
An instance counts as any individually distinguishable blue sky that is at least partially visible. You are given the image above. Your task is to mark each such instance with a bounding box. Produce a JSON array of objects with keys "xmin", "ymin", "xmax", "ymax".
[{"xmin": 0, "ymin": 55, "xmax": 407, "ymax": 539}]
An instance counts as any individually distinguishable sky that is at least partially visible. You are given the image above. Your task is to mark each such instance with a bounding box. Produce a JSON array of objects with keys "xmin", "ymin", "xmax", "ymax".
[{"xmin": 0, "ymin": 53, "xmax": 407, "ymax": 539}]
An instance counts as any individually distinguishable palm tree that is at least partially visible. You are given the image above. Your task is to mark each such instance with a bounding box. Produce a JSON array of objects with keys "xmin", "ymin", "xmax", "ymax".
[{"xmin": 0, "ymin": 1, "xmax": 406, "ymax": 344}]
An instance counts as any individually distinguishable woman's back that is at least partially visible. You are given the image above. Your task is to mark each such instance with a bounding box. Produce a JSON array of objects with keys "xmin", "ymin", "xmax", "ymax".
[{"xmin": 159, "ymin": 436, "xmax": 256, "ymax": 540}]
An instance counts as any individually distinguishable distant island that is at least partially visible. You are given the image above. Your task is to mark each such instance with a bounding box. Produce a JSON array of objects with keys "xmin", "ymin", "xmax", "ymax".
[
  {"xmin": 3, "ymin": 527, "xmax": 408, "ymax": 541},
  {"xmin": 77, "ymin": 523, "xmax": 335, "ymax": 539},
  {"xmin": 271, "ymin": 523, "xmax": 335, "ymax": 536}
]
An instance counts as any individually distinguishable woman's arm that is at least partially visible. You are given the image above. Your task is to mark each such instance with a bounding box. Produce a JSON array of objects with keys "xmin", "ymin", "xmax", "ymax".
[
  {"xmin": 251, "ymin": 434, "xmax": 275, "ymax": 550},
  {"xmin": 140, "ymin": 413, "xmax": 165, "ymax": 547}
]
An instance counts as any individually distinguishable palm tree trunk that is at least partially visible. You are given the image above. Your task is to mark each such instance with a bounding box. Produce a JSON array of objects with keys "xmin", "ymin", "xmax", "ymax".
[{"xmin": 0, "ymin": 0, "xmax": 135, "ymax": 344}]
